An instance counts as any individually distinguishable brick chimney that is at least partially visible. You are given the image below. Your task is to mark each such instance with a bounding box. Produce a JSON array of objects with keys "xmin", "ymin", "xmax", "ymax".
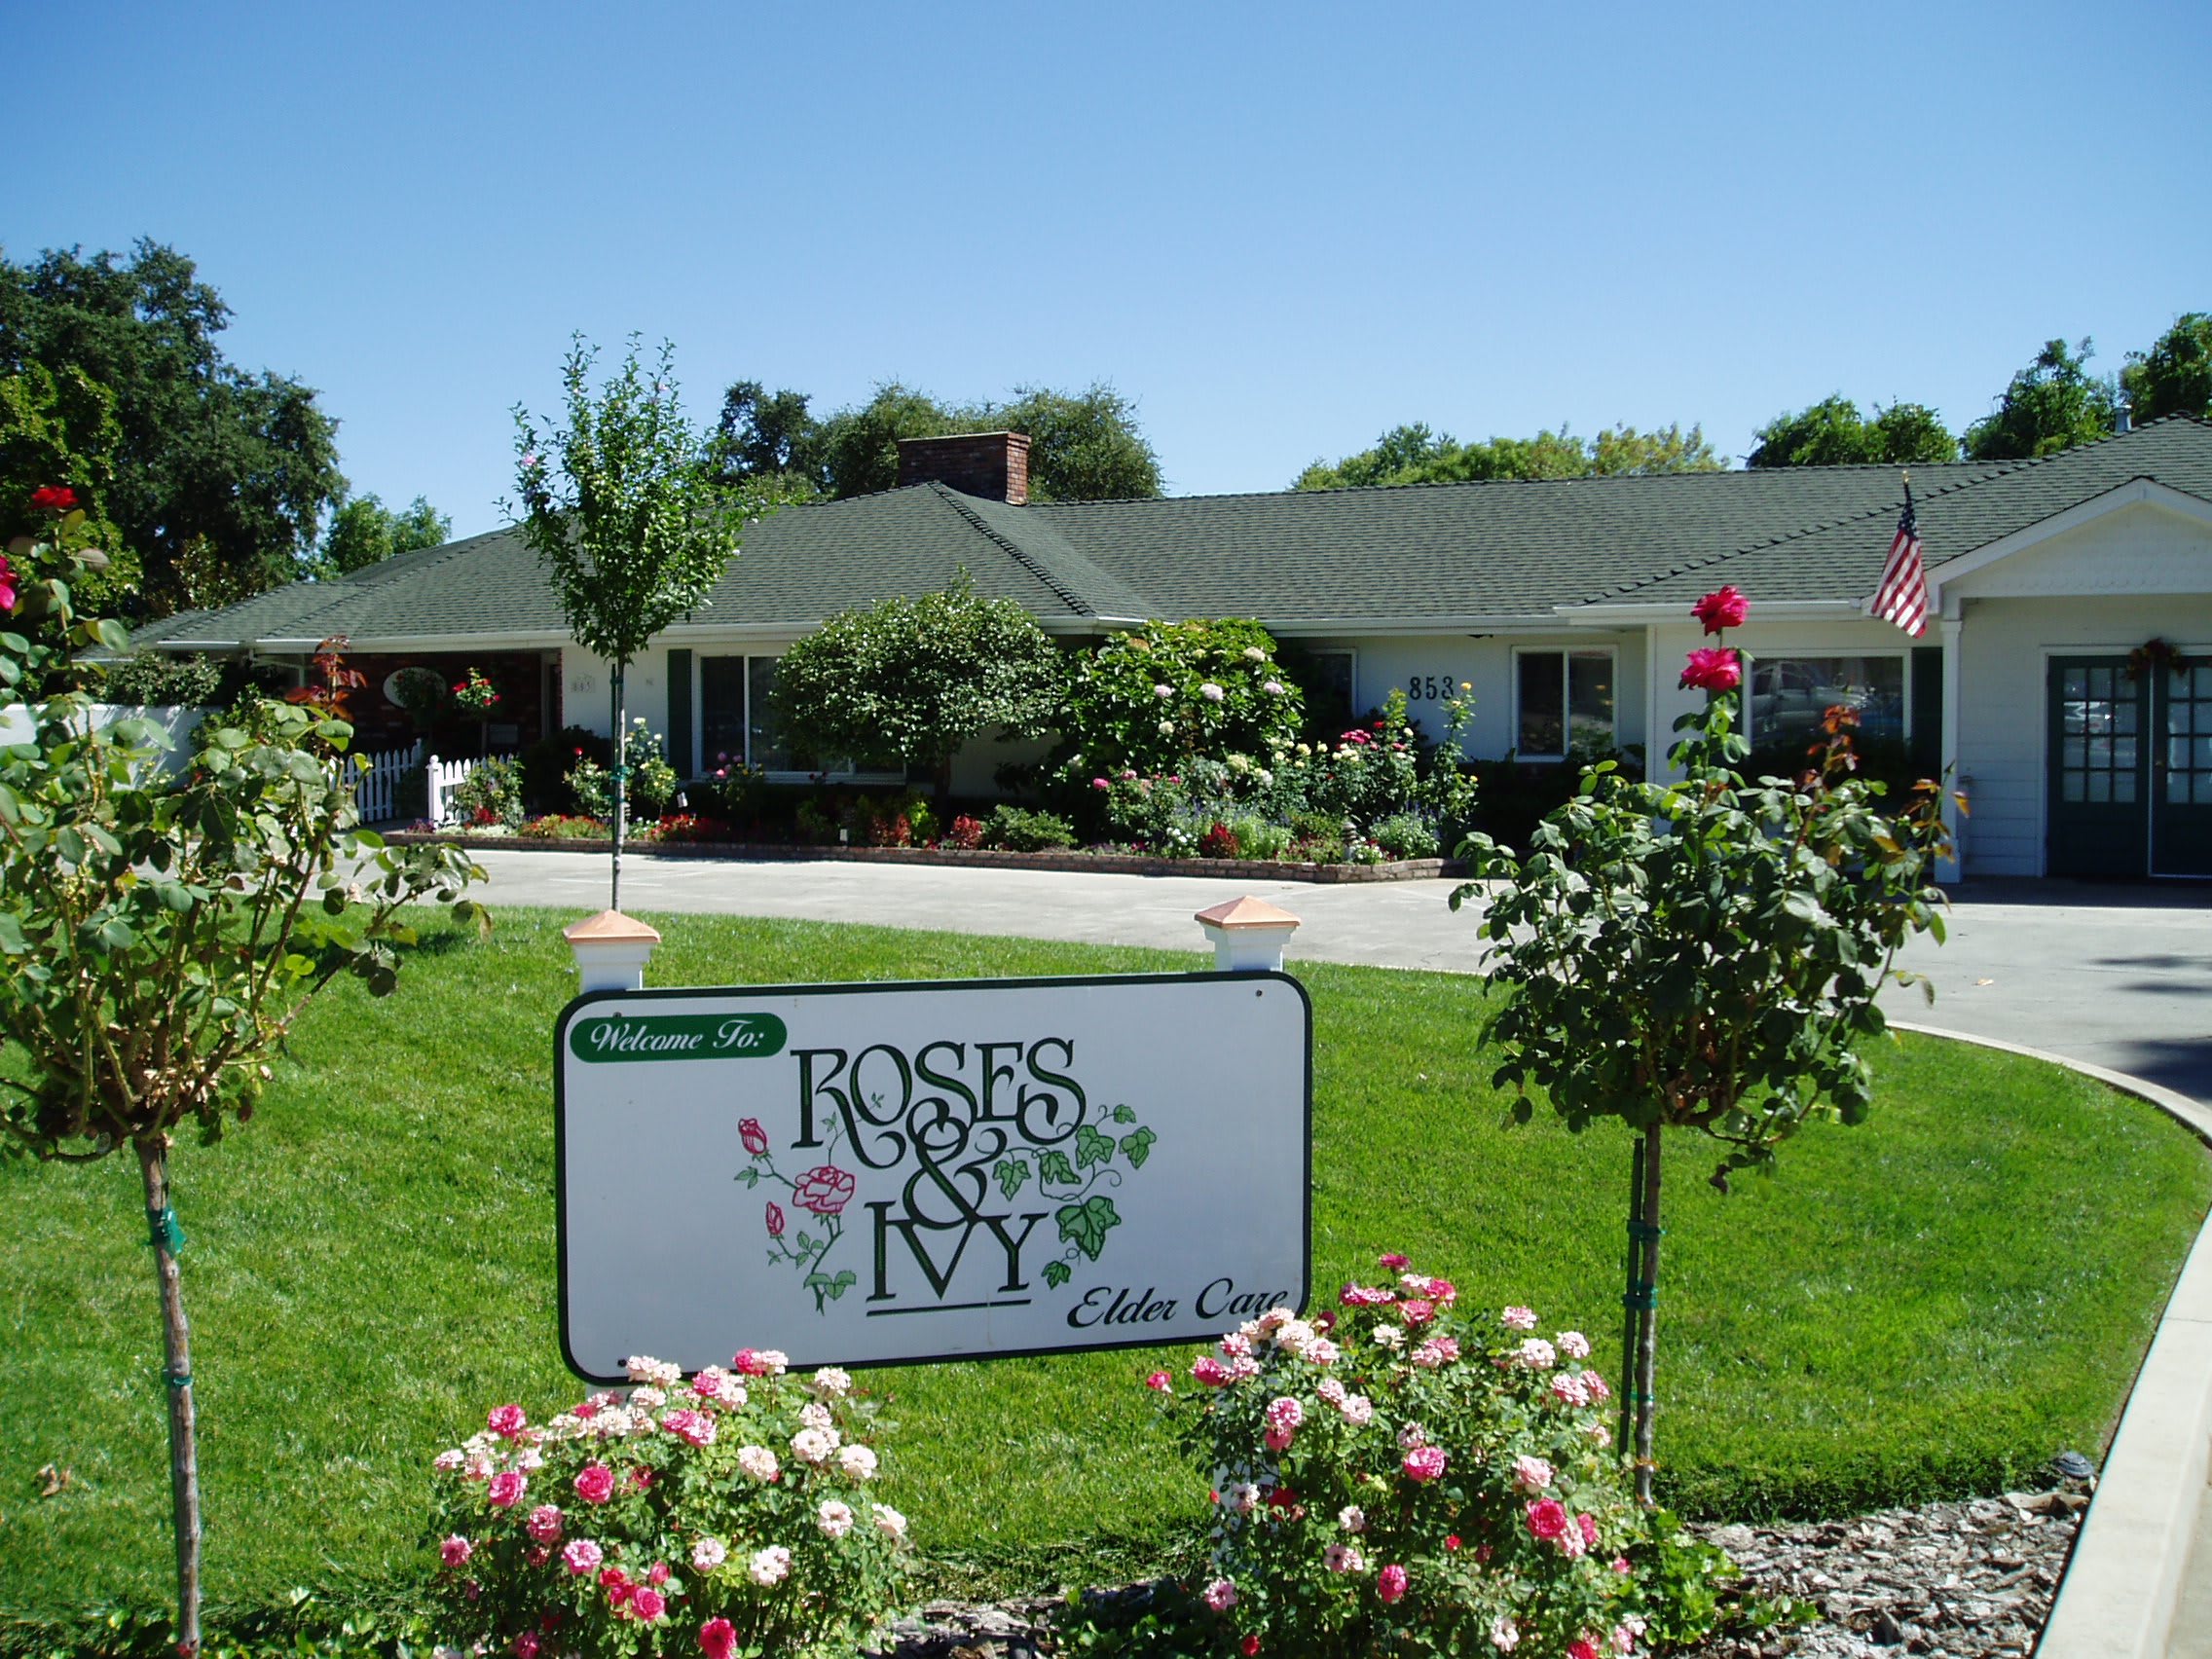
[{"xmin": 896, "ymin": 431, "xmax": 1031, "ymax": 504}]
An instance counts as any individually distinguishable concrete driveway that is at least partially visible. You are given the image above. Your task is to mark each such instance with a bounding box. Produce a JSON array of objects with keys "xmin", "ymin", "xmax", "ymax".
[
  {"xmin": 466, "ymin": 850, "xmax": 2212, "ymax": 1108},
  {"xmin": 466, "ymin": 849, "xmax": 2212, "ymax": 1110}
]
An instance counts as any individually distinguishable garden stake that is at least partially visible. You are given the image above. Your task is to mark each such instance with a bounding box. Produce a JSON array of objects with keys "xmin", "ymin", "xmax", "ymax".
[
  {"xmin": 138, "ymin": 1142, "xmax": 201, "ymax": 1658},
  {"xmin": 1618, "ymin": 1136, "xmax": 1643, "ymax": 1456}
]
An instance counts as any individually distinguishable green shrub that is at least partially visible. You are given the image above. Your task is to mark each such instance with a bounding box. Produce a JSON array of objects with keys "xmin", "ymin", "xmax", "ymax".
[
  {"xmin": 520, "ymin": 726, "xmax": 609, "ymax": 815},
  {"xmin": 449, "ymin": 756, "xmax": 524, "ymax": 830},
  {"xmin": 100, "ymin": 649, "xmax": 222, "ymax": 707},
  {"xmin": 1059, "ymin": 619, "xmax": 1304, "ymax": 782},
  {"xmin": 1371, "ymin": 811, "xmax": 1442, "ymax": 860},
  {"xmin": 568, "ymin": 719, "xmax": 677, "ymax": 820},
  {"xmin": 985, "ymin": 806, "xmax": 1077, "ymax": 852},
  {"xmin": 697, "ymin": 754, "xmax": 766, "ymax": 827},
  {"xmin": 1231, "ymin": 818, "xmax": 1293, "ymax": 861}
]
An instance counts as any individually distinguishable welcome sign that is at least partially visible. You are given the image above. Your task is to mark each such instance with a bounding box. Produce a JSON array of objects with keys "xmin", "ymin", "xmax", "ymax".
[{"xmin": 555, "ymin": 972, "xmax": 1310, "ymax": 1381}]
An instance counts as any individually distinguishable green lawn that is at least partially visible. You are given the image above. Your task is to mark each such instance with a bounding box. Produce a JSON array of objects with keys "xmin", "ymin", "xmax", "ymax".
[{"xmin": 1, "ymin": 906, "xmax": 2205, "ymax": 1628}]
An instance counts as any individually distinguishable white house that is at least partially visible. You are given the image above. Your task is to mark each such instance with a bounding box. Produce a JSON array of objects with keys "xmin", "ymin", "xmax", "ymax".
[{"xmin": 133, "ymin": 420, "xmax": 2212, "ymax": 879}]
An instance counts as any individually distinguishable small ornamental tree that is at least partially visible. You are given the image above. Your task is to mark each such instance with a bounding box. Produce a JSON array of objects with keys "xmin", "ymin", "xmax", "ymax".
[
  {"xmin": 513, "ymin": 337, "xmax": 747, "ymax": 909},
  {"xmin": 1453, "ymin": 585, "xmax": 1955, "ymax": 1505},
  {"xmin": 770, "ymin": 571, "xmax": 1063, "ymax": 793},
  {"xmin": 1059, "ymin": 618, "xmax": 1306, "ymax": 781},
  {"xmin": 0, "ymin": 495, "xmax": 487, "ymax": 1653}
]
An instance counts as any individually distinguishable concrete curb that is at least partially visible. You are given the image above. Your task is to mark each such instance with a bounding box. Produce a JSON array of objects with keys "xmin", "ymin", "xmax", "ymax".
[{"xmin": 1893, "ymin": 1022, "xmax": 2212, "ymax": 1659}]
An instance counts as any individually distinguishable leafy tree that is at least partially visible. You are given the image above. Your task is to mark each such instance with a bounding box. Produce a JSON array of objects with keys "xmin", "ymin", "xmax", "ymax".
[
  {"xmin": 1295, "ymin": 423, "xmax": 1722, "ymax": 490},
  {"xmin": 317, "ymin": 492, "xmax": 452, "ymax": 576},
  {"xmin": 0, "ymin": 502, "xmax": 486, "ymax": 1652},
  {"xmin": 772, "ymin": 571, "xmax": 1063, "ymax": 792},
  {"xmin": 1747, "ymin": 395, "xmax": 1957, "ymax": 468},
  {"xmin": 1454, "ymin": 592, "xmax": 1953, "ymax": 1503},
  {"xmin": 1963, "ymin": 338, "xmax": 2119, "ymax": 461},
  {"xmin": 0, "ymin": 240, "xmax": 347, "ymax": 612},
  {"xmin": 2122, "ymin": 313, "xmax": 2212, "ymax": 424},
  {"xmin": 0, "ymin": 362, "xmax": 139, "ymax": 612},
  {"xmin": 706, "ymin": 379, "xmax": 825, "ymax": 498},
  {"xmin": 513, "ymin": 336, "xmax": 747, "ymax": 909},
  {"xmin": 993, "ymin": 384, "xmax": 1162, "ymax": 500},
  {"xmin": 715, "ymin": 377, "xmax": 1167, "ymax": 501}
]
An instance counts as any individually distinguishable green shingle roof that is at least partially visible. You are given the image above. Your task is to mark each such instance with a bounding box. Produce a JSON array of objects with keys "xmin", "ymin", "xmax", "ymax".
[{"xmin": 147, "ymin": 417, "xmax": 2212, "ymax": 649}]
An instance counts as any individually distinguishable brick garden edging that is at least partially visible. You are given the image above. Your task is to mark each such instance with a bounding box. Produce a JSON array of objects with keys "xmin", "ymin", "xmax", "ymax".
[{"xmin": 383, "ymin": 831, "xmax": 1460, "ymax": 884}]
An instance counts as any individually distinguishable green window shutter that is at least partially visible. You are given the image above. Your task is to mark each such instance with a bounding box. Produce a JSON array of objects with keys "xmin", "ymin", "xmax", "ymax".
[
  {"xmin": 667, "ymin": 649, "xmax": 693, "ymax": 778},
  {"xmin": 1910, "ymin": 646, "xmax": 1943, "ymax": 775}
]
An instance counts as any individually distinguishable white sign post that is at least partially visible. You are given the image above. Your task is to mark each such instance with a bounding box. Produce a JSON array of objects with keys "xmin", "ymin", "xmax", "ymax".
[{"xmin": 555, "ymin": 972, "xmax": 1310, "ymax": 1380}]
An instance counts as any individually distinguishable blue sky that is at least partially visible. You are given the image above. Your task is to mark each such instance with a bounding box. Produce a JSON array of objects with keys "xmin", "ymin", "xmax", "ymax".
[{"xmin": 9, "ymin": 1, "xmax": 2207, "ymax": 537}]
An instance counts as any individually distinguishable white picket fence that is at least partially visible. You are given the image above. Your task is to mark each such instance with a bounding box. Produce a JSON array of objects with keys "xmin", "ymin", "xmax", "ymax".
[
  {"xmin": 344, "ymin": 742, "xmax": 515, "ymax": 828},
  {"xmin": 348, "ymin": 740, "xmax": 424, "ymax": 824},
  {"xmin": 427, "ymin": 753, "xmax": 490, "ymax": 828}
]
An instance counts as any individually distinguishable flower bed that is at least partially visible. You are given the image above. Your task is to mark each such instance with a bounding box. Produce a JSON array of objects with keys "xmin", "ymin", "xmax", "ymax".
[{"xmin": 386, "ymin": 830, "xmax": 1461, "ymax": 883}]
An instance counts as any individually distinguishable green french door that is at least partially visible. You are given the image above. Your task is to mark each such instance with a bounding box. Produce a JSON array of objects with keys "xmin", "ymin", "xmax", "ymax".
[
  {"xmin": 2046, "ymin": 656, "xmax": 2212, "ymax": 878},
  {"xmin": 2157, "ymin": 662, "xmax": 2212, "ymax": 876}
]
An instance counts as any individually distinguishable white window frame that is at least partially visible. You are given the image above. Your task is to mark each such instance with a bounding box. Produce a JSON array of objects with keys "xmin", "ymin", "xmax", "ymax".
[
  {"xmin": 1741, "ymin": 649, "xmax": 1910, "ymax": 750},
  {"xmin": 1511, "ymin": 645, "xmax": 1619, "ymax": 762}
]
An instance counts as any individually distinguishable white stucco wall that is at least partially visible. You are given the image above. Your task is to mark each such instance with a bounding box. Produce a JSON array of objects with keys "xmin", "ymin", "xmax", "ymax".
[{"xmin": 1318, "ymin": 631, "xmax": 1647, "ymax": 760}]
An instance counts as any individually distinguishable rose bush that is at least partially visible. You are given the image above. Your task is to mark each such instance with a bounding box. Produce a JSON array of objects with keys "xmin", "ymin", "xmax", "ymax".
[
  {"xmin": 1057, "ymin": 619, "xmax": 1305, "ymax": 783},
  {"xmin": 427, "ymin": 1353, "xmax": 908, "ymax": 1659},
  {"xmin": 1148, "ymin": 1257, "xmax": 1740, "ymax": 1658}
]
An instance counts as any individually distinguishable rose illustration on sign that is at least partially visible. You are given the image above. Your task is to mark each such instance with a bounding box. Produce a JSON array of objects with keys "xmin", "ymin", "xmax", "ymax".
[
  {"xmin": 735, "ymin": 1050, "xmax": 1161, "ymax": 1312},
  {"xmin": 735, "ymin": 1117, "xmax": 860, "ymax": 1311}
]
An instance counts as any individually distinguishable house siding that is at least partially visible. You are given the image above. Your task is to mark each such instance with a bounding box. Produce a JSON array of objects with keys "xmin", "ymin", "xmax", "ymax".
[{"xmin": 1330, "ymin": 632, "xmax": 1647, "ymax": 761}]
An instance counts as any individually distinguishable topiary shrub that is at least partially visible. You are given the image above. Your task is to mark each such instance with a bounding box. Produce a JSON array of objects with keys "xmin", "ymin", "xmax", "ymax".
[{"xmin": 984, "ymin": 805, "xmax": 1077, "ymax": 852}]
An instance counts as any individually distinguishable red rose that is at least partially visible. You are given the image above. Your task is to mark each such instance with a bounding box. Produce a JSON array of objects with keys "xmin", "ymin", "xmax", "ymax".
[
  {"xmin": 765, "ymin": 1199, "xmax": 785, "ymax": 1238},
  {"xmin": 1569, "ymin": 1642, "xmax": 1600, "ymax": 1659},
  {"xmin": 1678, "ymin": 647, "xmax": 1741, "ymax": 693},
  {"xmin": 1240, "ymin": 1638, "xmax": 1262, "ymax": 1658},
  {"xmin": 29, "ymin": 485, "xmax": 76, "ymax": 514},
  {"xmin": 0, "ymin": 552, "xmax": 16, "ymax": 614},
  {"xmin": 1444, "ymin": 1533, "xmax": 1460, "ymax": 1551},
  {"xmin": 1526, "ymin": 1497, "xmax": 1568, "ymax": 1541},
  {"xmin": 699, "ymin": 1618, "xmax": 737, "ymax": 1659},
  {"xmin": 738, "ymin": 1118, "xmax": 769, "ymax": 1157},
  {"xmin": 573, "ymin": 1462, "xmax": 615, "ymax": 1503},
  {"xmin": 631, "ymin": 1588, "xmax": 666, "ymax": 1622},
  {"xmin": 1690, "ymin": 584, "xmax": 1749, "ymax": 635},
  {"xmin": 793, "ymin": 1164, "xmax": 856, "ymax": 1216}
]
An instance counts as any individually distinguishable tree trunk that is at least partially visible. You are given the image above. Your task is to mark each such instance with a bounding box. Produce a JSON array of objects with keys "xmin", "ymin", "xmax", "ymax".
[
  {"xmin": 137, "ymin": 1138, "xmax": 202, "ymax": 1655},
  {"xmin": 1632, "ymin": 1121, "xmax": 1665, "ymax": 1505},
  {"xmin": 610, "ymin": 663, "xmax": 627, "ymax": 913}
]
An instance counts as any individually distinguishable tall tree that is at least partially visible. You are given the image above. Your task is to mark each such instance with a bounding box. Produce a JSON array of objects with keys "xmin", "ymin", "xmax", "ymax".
[
  {"xmin": 1963, "ymin": 338, "xmax": 2119, "ymax": 461},
  {"xmin": 0, "ymin": 362, "xmax": 138, "ymax": 610},
  {"xmin": 1747, "ymin": 395, "xmax": 1957, "ymax": 468},
  {"xmin": 1295, "ymin": 422, "xmax": 1722, "ymax": 490},
  {"xmin": 0, "ymin": 240, "xmax": 347, "ymax": 613},
  {"xmin": 706, "ymin": 380, "xmax": 824, "ymax": 497},
  {"xmin": 713, "ymin": 377, "xmax": 1167, "ymax": 501},
  {"xmin": 513, "ymin": 336, "xmax": 746, "ymax": 911},
  {"xmin": 318, "ymin": 492, "xmax": 452, "ymax": 576},
  {"xmin": 992, "ymin": 383, "xmax": 1162, "ymax": 500},
  {"xmin": 2122, "ymin": 313, "xmax": 2212, "ymax": 424}
]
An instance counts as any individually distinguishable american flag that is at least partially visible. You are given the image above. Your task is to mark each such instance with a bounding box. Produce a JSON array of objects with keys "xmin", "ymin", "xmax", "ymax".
[{"xmin": 1872, "ymin": 480, "xmax": 1929, "ymax": 637}]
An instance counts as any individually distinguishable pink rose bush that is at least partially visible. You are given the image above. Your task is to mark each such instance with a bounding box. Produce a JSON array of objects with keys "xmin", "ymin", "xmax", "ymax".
[
  {"xmin": 427, "ymin": 1353, "xmax": 907, "ymax": 1657},
  {"xmin": 1146, "ymin": 1253, "xmax": 1735, "ymax": 1658}
]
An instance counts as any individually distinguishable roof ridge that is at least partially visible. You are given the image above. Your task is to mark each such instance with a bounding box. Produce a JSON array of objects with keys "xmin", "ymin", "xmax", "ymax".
[{"xmin": 926, "ymin": 484, "xmax": 1097, "ymax": 617}]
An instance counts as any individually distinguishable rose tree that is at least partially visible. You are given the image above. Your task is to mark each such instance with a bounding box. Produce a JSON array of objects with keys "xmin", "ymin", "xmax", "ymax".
[
  {"xmin": 512, "ymin": 336, "xmax": 750, "ymax": 910},
  {"xmin": 1453, "ymin": 586, "xmax": 1954, "ymax": 1503},
  {"xmin": 0, "ymin": 504, "xmax": 488, "ymax": 1653}
]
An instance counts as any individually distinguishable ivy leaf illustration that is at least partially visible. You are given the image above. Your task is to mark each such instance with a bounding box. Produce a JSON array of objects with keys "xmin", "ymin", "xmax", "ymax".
[
  {"xmin": 1120, "ymin": 1126, "xmax": 1157, "ymax": 1168},
  {"xmin": 1042, "ymin": 1260, "xmax": 1072, "ymax": 1289},
  {"xmin": 1075, "ymin": 1124, "xmax": 1116, "ymax": 1171},
  {"xmin": 1055, "ymin": 1196, "xmax": 1123, "ymax": 1262},
  {"xmin": 795, "ymin": 1231, "xmax": 814, "ymax": 1253},
  {"xmin": 995, "ymin": 1158, "xmax": 1032, "ymax": 1200},
  {"xmin": 1112, "ymin": 1104, "xmax": 1136, "ymax": 1124},
  {"xmin": 1038, "ymin": 1149, "xmax": 1078, "ymax": 1186},
  {"xmin": 734, "ymin": 1168, "xmax": 759, "ymax": 1187}
]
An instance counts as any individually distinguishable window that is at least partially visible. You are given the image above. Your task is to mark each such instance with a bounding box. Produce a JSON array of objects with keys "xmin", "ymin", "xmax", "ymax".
[
  {"xmin": 1280, "ymin": 646, "xmax": 1355, "ymax": 738},
  {"xmin": 1748, "ymin": 655, "xmax": 1904, "ymax": 749},
  {"xmin": 1516, "ymin": 649, "xmax": 1616, "ymax": 758},
  {"xmin": 701, "ymin": 654, "xmax": 800, "ymax": 772}
]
